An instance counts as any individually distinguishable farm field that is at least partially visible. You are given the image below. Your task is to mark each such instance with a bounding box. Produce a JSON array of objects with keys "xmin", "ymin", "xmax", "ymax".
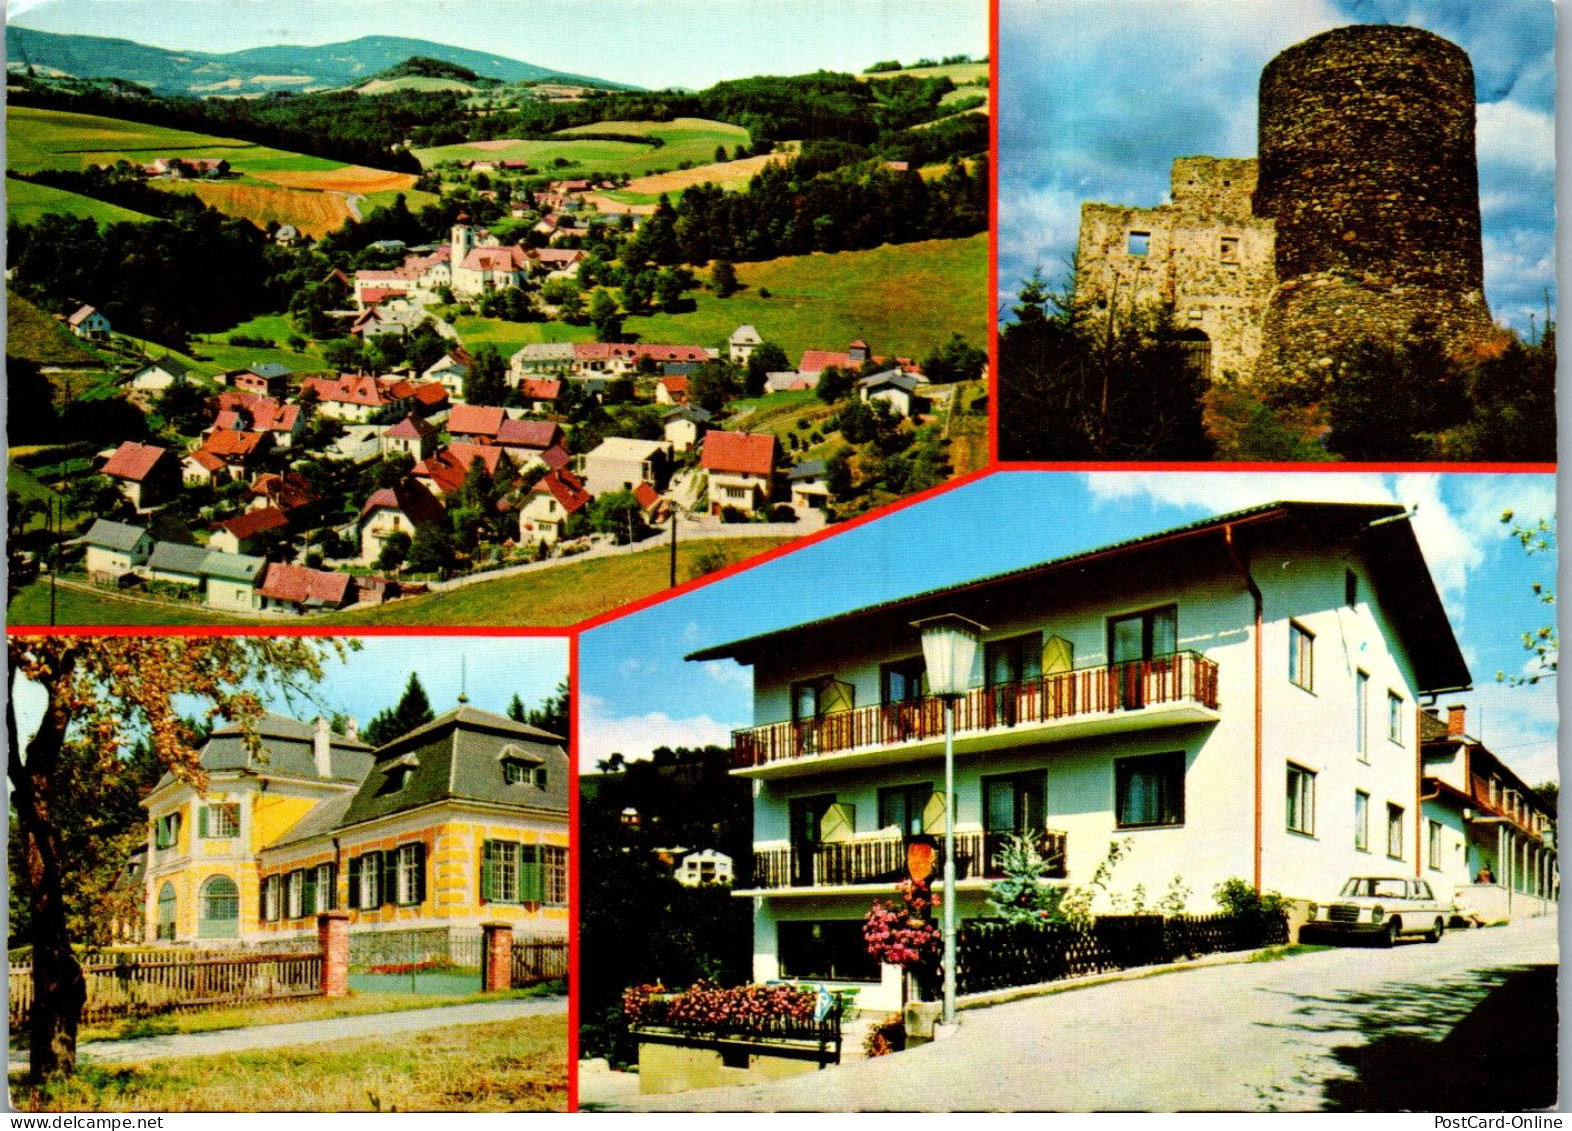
[
  {"xmin": 353, "ymin": 75, "xmax": 481, "ymax": 95},
  {"xmin": 612, "ymin": 233, "xmax": 988, "ymax": 362},
  {"xmin": 6, "ymin": 176, "xmax": 156, "ymax": 226},
  {"xmin": 861, "ymin": 62, "xmax": 989, "ymax": 83},
  {"xmin": 415, "ymin": 117, "xmax": 748, "ymax": 178},
  {"xmin": 597, "ymin": 150, "xmax": 789, "ymax": 206},
  {"xmin": 8, "ymin": 106, "xmax": 428, "ymax": 236}
]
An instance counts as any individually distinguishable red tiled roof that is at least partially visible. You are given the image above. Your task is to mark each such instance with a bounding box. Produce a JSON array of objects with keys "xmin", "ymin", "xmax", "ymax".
[
  {"xmin": 701, "ymin": 431, "xmax": 776, "ymax": 476},
  {"xmin": 304, "ymin": 375, "xmax": 391, "ymax": 407},
  {"xmin": 358, "ymin": 287, "xmax": 407, "ymax": 306},
  {"xmin": 249, "ymin": 472, "xmax": 316, "ymax": 511},
  {"xmin": 416, "ymin": 443, "xmax": 510, "ymax": 495},
  {"xmin": 448, "ymin": 403, "xmax": 506, "ymax": 437},
  {"xmin": 215, "ymin": 505, "xmax": 289, "ymax": 540},
  {"xmin": 258, "ymin": 561, "xmax": 353, "ymax": 607},
  {"xmin": 633, "ymin": 482, "xmax": 661, "ymax": 511},
  {"xmin": 67, "ymin": 304, "xmax": 98, "ymax": 327},
  {"xmin": 460, "ymin": 245, "xmax": 530, "ymax": 273},
  {"xmin": 102, "ymin": 441, "xmax": 173, "ymax": 482},
  {"xmin": 538, "ymin": 444, "xmax": 571, "ymax": 471},
  {"xmin": 659, "ymin": 376, "xmax": 690, "ymax": 395},
  {"xmin": 387, "ymin": 413, "xmax": 437, "ymax": 440},
  {"xmin": 360, "ymin": 478, "xmax": 446, "ymax": 526},
  {"xmin": 201, "ymin": 430, "xmax": 266, "ymax": 459},
  {"xmin": 532, "ymin": 248, "xmax": 583, "ymax": 266},
  {"xmin": 531, "ymin": 469, "xmax": 591, "ymax": 514},
  {"xmin": 496, "ymin": 419, "xmax": 560, "ymax": 450},
  {"xmin": 798, "ymin": 350, "xmax": 854, "ymax": 374},
  {"xmin": 187, "ymin": 449, "xmax": 227, "ymax": 474},
  {"xmin": 412, "ymin": 382, "xmax": 449, "ymax": 408},
  {"xmin": 573, "ymin": 342, "xmax": 709, "ymax": 363},
  {"xmin": 519, "ymin": 379, "xmax": 562, "ymax": 401}
]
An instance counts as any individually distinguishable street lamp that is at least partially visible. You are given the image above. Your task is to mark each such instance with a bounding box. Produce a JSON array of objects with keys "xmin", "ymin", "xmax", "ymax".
[{"xmin": 913, "ymin": 613, "xmax": 985, "ymax": 1028}]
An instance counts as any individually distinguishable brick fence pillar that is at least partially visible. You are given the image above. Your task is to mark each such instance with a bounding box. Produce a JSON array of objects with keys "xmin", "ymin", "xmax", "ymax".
[
  {"xmin": 318, "ymin": 911, "xmax": 351, "ymax": 998},
  {"xmin": 482, "ymin": 920, "xmax": 514, "ymax": 993}
]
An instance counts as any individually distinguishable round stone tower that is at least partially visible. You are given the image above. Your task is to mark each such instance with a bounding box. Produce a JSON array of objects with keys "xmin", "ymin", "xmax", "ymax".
[{"xmin": 1253, "ymin": 25, "xmax": 1494, "ymax": 390}]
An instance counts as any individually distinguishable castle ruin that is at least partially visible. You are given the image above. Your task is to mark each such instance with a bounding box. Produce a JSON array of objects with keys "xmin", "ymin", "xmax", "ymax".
[{"xmin": 1074, "ymin": 25, "xmax": 1495, "ymax": 388}]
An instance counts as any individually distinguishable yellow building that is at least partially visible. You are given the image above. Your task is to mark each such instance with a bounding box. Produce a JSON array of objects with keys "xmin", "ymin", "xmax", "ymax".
[{"xmin": 142, "ymin": 706, "xmax": 568, "ymax": 945}]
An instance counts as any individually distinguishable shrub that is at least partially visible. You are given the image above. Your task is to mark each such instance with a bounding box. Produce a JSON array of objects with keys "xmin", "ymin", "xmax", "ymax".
[
  {"xmin": 687, "ymin": 546, "xmax": 730, "ymax": 580},
  {"xmin": 719, "ymin": 505, "xmax": 749, "ymax": 524},
  {"xmin": 864, "ymin": 1013, "xmax": 906, "ymax": 1057},
  {"xmin": 768, "ymin": 504, "xmax": 797, "ymax": 523},
  {"xmin": 1213, "ymin": 877, "xmax": 1289, "ymax": 920}
]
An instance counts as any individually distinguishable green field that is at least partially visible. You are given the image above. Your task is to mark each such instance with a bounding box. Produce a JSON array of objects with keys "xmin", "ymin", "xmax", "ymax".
[
  {"xmin": 7, "ymin": 536, "xmax": 795, "ymax": 628},
  {"xmin": 5, "ymin": 289, "xmax": 110, "ymax": 366},
  {"xmin": 861, "ymin": 62, "xmax": 990, "ymax": 84},
  {"xmin": 6, "ymin": 176, "xmax": 156, "ymax": 226},
  {"xmin": 8, "ymin": 105, "xmax": 278, "ymax": 174},
  {"xmin": 450, "ymin": 315, "xmax": 596, "ymax": 358},
  {"xmin": 354, "ymin": 75, "xmax": 481, "ymax": 95},
  {"xmin": 414, "ymin": 117, "xmax": 748, "ymax": 177},
  {"xmin": 187, "ymin": 313, "xmax": 334, "ymax": 376},
  {"xmin": 615, "ymin": 234, "xmax": 988, "ymax": 361}
]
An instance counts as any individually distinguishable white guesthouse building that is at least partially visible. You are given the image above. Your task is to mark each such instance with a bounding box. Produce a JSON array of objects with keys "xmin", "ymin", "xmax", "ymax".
[{"xmin": 687, "ymin": 501, "xmax": 1474, "ymax": 1012}]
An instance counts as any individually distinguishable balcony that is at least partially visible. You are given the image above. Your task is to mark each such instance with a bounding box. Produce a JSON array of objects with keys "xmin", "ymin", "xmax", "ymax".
[
  {"xmin": 745, "ymin": 828, "xmax": 1068, "ymax": 894},
  {"xmin": 731, "ymin": 652, "xmax": 1220, "ymax": 779}
]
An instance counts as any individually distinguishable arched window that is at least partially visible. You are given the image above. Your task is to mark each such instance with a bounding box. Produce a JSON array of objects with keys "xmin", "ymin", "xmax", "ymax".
[
  {"xmin": 198, "ymin": 875, "xmax": 240, "ymax": 939},
  {"xmin": 156, "ymin": 883, "xmax": 177, "ymax": 941}
]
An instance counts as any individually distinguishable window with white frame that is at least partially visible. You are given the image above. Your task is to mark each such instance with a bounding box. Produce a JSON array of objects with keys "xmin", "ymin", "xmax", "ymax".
[
  {"xmin": 1355, "ymin": 670, "xmax": 1369, "ymax": 760},
  {"xmin": 1289, "ymin": 623, "xmax": 1314, "ymax": 691},
  {"xmin": 1388, "ymin": 691, "xmax": 1404, "ymax": 744},
  {"xmin": 286, "ymin": 870, "xmax": 304, "ymax": 919},
  {"xmin": 543, "ymin": 845, "xmax": 567, "ymax": 907},
  {"xmin": 1387, "ymin": 803, "xmax": 1405, "ymax": 859},
  {"xmin": 200, "ymin": 803, "xmax": 240, "ymax": 839},
  {"xmin": 1354, "ymin": 790, "xmax": 1370, "ymax": 852},
  {"xmin": 394, "ymin": 842, "xmax": 424, "ymax": 906},
  {"xmin": 1428, "ymin": 819, "xmax": 1443, "ymax": 871},
  {"xmin": 262, "ymin": 874, "xmax": 282, "ymax": 922},
  {"xmin": 482, "ymin": 839, "xmax": 520, "ymax": 902},
  {"xmin": 356, "ymin": 852, "xmax": 381, "ymax": 910},
  {"xmin": 314, "ymin": 863, "xmax": 336, "ymax": 913},
  {"xmin": 1286, "ymin": 764, "xmax": 1315, "ymax": 835}
]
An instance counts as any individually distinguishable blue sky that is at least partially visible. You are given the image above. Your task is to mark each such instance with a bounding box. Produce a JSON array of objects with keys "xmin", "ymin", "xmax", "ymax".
[
  {"xmin": 580, "ymin": 471, "xmax": 1559, "ymax": 786},
  {"xmin": 11, "ymin": 635, "xmax": 568, "ymax": 748},
  {"xmin": 9, "ymin": 0, "xmax": 987, "ymax": 90},
  {"xmin": 997, "ymin": 0, "xmax": 1556, "ymax": 336}
]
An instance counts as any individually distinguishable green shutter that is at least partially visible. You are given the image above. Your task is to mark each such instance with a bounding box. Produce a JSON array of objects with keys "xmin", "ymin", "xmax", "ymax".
[
  {"xmin": 381, "ymin": 850, "xmax": 397, "ymax": 905},
  {"xmin": 302, "ymin": 867, "xmax": 317, "ymax": 915},
  {"xmin": 348, "ymin": 855, "xmax": 362, "ymax": 908},
  {"xmin": 325, "ymin": 863, "xmax": 338, "ymax": 911},
  {"xmin": 520, "ymin": 844, "xmax": 544, "ymax": 903},
  {"xmin": 259, "ymin": 878, "xmax": 268, "ymax": 923},
  {"xmin": 481, "ymin": 840, "xmax": 496, "ymax": 902},
  {"xmin": 412, "ymin": 843, "xmax": 426, "ymax": 905},
  {"xmin": 198, "ymin": 806, "xmax": 210, "ymax": 839}
]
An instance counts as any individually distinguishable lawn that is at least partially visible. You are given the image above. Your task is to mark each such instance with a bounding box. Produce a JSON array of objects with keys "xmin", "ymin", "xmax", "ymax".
[
  {"xmin": 323, "ymin": 536, "xmax": 795, "ymax": 627},
  {"xmin": 620, "ymin": 233, "xmax": 988, "ymax": 362},
  {"xmin": 450, "ymin": 315, "xmax": 596, "ymax": 358},
  {"xmin": 861, "ymin": 62, "xmax": 990, "ymax": 84},
  {"xmin": 415, "ymin": 117, "xmax": 748, "ymax": 178},
  {"xmin": 5, "ymin": 289, "xmax": 111, "ymax": 366},
  {"xmin": 9, "ymin": 1015, "xmax": 567, "ymax": 1112},
  {"xmin": 7, "ymin": 536, "xmax": 796, "ymax": 628},
  {"xmin": 6, "ymin": 176, "xmax": 156, "ymax": 226}
]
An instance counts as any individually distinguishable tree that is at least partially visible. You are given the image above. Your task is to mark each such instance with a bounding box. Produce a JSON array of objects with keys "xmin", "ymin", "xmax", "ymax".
[
  {"xmin": 816, "ymin": 364, "xmax": 853, "ymax": 404},
  {"xmin": 7, "ymin": 636, "xmax": 337, "ymax": 1081},
  {"xmin": 463, "ymin": 344, "xmax": 508, "ymax": 405},
  {"xmin": 589, "ymin": 290, "xmax": 623, "ymax": 343},
  {"xmin": 523, "ymin": 679, "xmax": 570, "ymax": 738},
  {"xmin": 155, "ymin": 381, "xmax": 212, "ymax": 438},
  {"xmin": 375, "ymin": 530, "xmax": 411, "ymax": 573},
  {"xmin": 689, "ymin": 360, "xmax": 741, "ymax": 415},
  {"xmin": 362, "ymin": 672, "xmax": 436, "ymax": 748},
  {"xmin": 409, "ymin": 522, "xmax": 457, "ymax": 574},
  {"xmin": 590, "ymin": 489, "xmax": 646, "ymax": 545},
  {"xmin": 1497, "ymin": 512, "xmax": 1556, "ymax": 686},
  {"xmin": 920, "ymin": 332, "xmax": 986, "ymax": 384},
  {"xmin": 744, "ymin": 342, "xmax": 789, "ymax": 397},
  {"xmin": 710, "ymin": 258, "xmax": 738, "ymax": 298}
]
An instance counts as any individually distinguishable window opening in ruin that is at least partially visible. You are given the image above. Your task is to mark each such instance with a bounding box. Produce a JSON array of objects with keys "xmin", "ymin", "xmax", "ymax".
[
  {"xmin": 1127, "ymin": 231, "xmax": 1150, "ymax": 257},
  {"xmin": 1220, "ymin": 236, "xmax": 1239, "ymax": 263}
]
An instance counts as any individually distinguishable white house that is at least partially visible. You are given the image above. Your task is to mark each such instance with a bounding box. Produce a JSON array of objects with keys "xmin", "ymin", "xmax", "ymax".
[
  {"xmin": 129, "ymin": 356, "xmax": 192, "ymax": 393},
  {"xmin": 677, "ymin": 849, "xmax": 735, "ymax": 887},
  {"xmin": 67, "ymin": 304, "xmax": 112, "ymax": 341},
  {"xmin": 581, "ymin": 437, "xmax": 672, "ymax": 499},
  {"xmin": 684, "ymin": 501, "xmax": 1471, "ymax": 1012},
  {"xmin": 79, "ymin": 518, "xmax": 153, "ymax": 579},
  {"xmin": 699, "ymin": 432, "xmax": 776, "ymax": 516},
  {"xmin": 729, "ymin": 325, "xmax": 763, "ymax": 364},
  {"xmin": 856, "ymin": 370, "xmax": 928, "ymax": 418},
  {"xmin": 662, "ymin": 405, "xmax": 712, "ymax": 453},
  {"xmin": 787, "ymin": 459, "xmax": 830, "ymax": 511}
]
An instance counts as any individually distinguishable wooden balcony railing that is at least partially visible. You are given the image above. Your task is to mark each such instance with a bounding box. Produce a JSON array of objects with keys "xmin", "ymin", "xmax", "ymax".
[
  {"xmin": 749, "ymin": 828, "xmax": 1068, "ymax": 891},
  {"xmin": 732, "ymin": 651, "xmax": 1219, "ymax": 770}
]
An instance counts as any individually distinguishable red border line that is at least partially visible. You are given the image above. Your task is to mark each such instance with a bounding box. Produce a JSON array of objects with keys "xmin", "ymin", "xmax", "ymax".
[{"xmin": 567, "ymin": 630, "xmax": 581, "ymax": 1113}]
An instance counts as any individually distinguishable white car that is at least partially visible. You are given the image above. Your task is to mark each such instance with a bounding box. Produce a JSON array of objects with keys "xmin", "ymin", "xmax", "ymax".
[{"xmin": 1303, "ymin": 876, "xmax": 1453, "ymax": 946}]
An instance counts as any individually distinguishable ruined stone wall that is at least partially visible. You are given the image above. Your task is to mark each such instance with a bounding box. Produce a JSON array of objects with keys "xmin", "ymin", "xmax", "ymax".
[
  {"xmin": 1253, "ymin": 25, "xmax": 1493, "ymax": 388},
  {"xmin": 1075, "ymin": 158, "xmax": 1275, "ymax": 380}
]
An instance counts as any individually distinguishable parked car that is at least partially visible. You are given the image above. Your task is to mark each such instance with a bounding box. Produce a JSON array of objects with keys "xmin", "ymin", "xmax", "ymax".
[{"xmin": 1302, "ymin": 876, "xmax": 1453, "ymax": 946}]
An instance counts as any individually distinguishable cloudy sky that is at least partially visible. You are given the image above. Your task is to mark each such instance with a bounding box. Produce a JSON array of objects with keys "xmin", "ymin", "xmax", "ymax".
[
  {"xmin": 12, "ymin": 635, "xmax": 569, "ymax": 747},
  {"xmin": 581, "ymin": 471, "xmax": 1559, "ymax": 786},
  {"xmin": 9, "ymin": 0, "xmax": 987, "ymax": 90},
  {"xmin": 997, "ymin": 0, "xmax": 1556, "ymax": 336}
]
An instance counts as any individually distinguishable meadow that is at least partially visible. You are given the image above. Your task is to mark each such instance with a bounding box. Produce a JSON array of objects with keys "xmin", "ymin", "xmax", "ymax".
[
  {"xmin": 5, "ymin": 176, "xmax": 156, "ymax": 226},
  {"xmin": 415, "ymin": 117, "xmax": 748, "ymax": 178}
]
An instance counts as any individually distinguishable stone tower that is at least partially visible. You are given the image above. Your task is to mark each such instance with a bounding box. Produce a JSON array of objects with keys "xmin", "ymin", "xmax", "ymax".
[{"xmin": 1253, "ymin": 25, "xmax": 1494, "ymax": 390}]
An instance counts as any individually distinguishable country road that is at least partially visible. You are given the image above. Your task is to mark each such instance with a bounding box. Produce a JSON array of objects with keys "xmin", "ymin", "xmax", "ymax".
[{"xmin": 593, "ymin": 914, "xmax": 1558, "ymax": 1112}]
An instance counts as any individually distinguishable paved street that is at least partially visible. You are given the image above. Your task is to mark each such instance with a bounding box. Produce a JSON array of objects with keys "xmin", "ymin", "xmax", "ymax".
[
  {"xmin": 10, "ymin": 995, "xmax": 566, "ymax": 1070},
  {"xmin": 594, "ymin": 916, "xmax": 1557, "ymax": 1112}
]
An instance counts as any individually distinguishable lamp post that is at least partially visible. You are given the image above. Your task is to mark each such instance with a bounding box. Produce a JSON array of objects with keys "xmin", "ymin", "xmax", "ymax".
[{"xmin": 913, "ymin": 613, "xmax": 985, "ymax": 1029}]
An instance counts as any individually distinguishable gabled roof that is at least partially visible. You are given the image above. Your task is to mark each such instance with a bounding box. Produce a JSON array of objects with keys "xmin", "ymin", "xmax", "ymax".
[
  {"xmin": 531, "ymin": 468, "xmax": 591, "ymax": 515},
  {"xmin": 789, "ymin": 459, "xmax": 827, "ymax": 481},
  {"xmin": 538, "ymin": 444, "xmax": 571, "ymax": 472},
  {"xmin": 185, "ymin": 449, "xmax": 228, "ymax": 474},
  {"xmin": 81, "ymin": 518, "xmax": 148, "ymax": 553},
  {"xmin": 200, "ymin": 429, "xmax": 267, "ymax": 460},
  {"xmin": 659, "ymin": 376, "xmax": 690, "ymax": 396},
  {"xmin": 214, "ymin": 506, "xmax": 289, "ymax": 540},
  {"xmin": 687, "ymin": 501, "xmax": 1472, "ymax": 695},
  {"xmin": 201, "ymin": 550, "xmax": 266, "ymax": 583},
  {"xmin": 857, "ymin": 369, "xmax": 920, "ymax": 394},
  {"xmin": 412, "ymin": 382, "xmax": 450, "ymax": 408},
  {"xmin": 730, "ymin": 324, "xmax": 762, "ymax": 345},
  {"xmin": 147, "ymin": 540, "xmax": 210, "ymax": 576},
  {"xmin": 337, "ymin": 705, "xmax": 568, "ymax": 828},
  {"xmin": 259, "ymin": 561, "xmax": 353, "ymax": 607},
  {"xmin": 67, "ymin": 304, "xmax": 101, "ymax": 327},
  {"xmin": 586, "ymin": 436, "xmax": 669, "ymax": 462},
  {"xmin": 663, "ymin": 405, "xmax": 712, "ymax": 424},
  {"xmin": 519, "ymin": 378, "xmax": 563, "ymax": 401},
  {"xmin": 360, "ymin": 477, "xmax": 446, "ymax": 527},
  {"xmin": 700, "ymin": 431, "xmax": 775, "ymax": 476},
  {"xmin": 496, "ymin": 418, "xmax": 560, "ymax": 450},
  {"xmin": 102, "ymin": 441, "xmax": 175, "ymax": 481},
  {"xmin": 449, "ymin": 403, "xmax": 507, "ymax": 437},
  {"xmin": 633, "ymin": 482, "xmax": 661, "ymax": 511},
  {"xmin": 387, "ymin": 413, "xmax": 438, "ymax": 441},
  {"xmin": 249, "ymin": 362, "xmax": 292, "ymax": 380},
  {"xmin": 135, "ymin": 356, "xmax": 191, "ymax": 379},
  {"xmin": 249, "ymin": 472, "xmax": 317, "ymax": 511}
]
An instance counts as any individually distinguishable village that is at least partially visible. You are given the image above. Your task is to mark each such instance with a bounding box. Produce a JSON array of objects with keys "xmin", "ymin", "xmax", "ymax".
[{"xmin": 15, "ymin": 188, "xmax": 979, "ymax": 622}]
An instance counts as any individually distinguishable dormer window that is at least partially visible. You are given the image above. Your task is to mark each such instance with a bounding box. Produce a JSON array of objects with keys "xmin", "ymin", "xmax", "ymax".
[
  {"xmin": 500, "ymin": 744, "xmax": 546, "ymax": 787},
  {"xmin": 382, "ymin": 752, "xmax": 419, "ymax": 794}
]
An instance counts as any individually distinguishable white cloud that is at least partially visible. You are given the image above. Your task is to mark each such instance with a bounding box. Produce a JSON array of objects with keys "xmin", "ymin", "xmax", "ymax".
[
  {"xmin": 1475, "ymin": 100, "xmax": 1555, "ymax": 178},
  {"xmin": 702, "ymin": 662, "xmax": 751, "ymax": 690},
  {"xmin": 1454, "ymin": 678, "xmax": 1559, "ymax": 786},
  {"xmin": 577, "ymin": 694, "xmax": 736, "ymax": 773}
]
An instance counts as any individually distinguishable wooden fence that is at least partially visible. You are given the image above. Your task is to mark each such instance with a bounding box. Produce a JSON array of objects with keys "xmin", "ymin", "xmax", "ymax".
[
  {"xmin": 956, "ymin": 912, "xmax": 1289, "ymax": 995},
  {"xmin": 10, "ymin": 950, "xmax": 321, "ymax": 1028},
  {"xmin": 511, "ymin": 938, "xmax": 569, "ymax": 987}
]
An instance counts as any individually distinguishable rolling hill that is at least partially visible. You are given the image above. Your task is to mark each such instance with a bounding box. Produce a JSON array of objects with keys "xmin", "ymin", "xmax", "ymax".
[{"xmin": 4, "ymin": 26, "xmax": 627, "ymax": 96}]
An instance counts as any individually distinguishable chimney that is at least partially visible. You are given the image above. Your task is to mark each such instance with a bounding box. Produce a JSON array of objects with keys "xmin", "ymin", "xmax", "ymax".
[
  {"xmin": 345, "ymin": 717, "xmax": 359, "ymax": 744},
  {"xmin": 1447, "ymin": 704, "xmax": 1467, "ymax": 737},
  {"xmin": 313, "ymin": 716, "xmax": 332, "ymax": 777}
]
